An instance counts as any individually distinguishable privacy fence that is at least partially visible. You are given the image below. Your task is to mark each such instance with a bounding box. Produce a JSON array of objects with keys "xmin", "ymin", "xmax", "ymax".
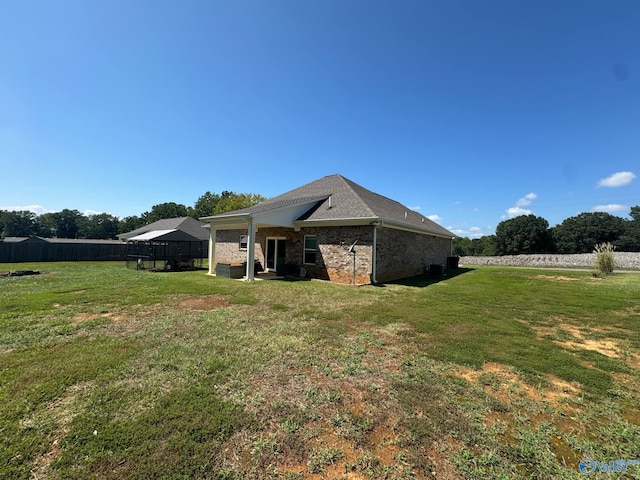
[{"xmin": 0, "ymin": 240, "xmax": 128, "ymax": 263}]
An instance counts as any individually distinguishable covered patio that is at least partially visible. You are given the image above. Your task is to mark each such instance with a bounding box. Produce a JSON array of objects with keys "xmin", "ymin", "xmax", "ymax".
[{"xmin": 202, "ymin": 196, "xmax": 327, "ymax": 281}]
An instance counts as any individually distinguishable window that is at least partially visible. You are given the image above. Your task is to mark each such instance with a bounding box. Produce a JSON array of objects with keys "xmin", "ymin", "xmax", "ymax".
[
  {"xmin": 239, "ymin": 235, "xmax": 248, "ymax": 250},
  {"xmin": 303, "ymin": 235, "xmax": 317, "ymax": 264}
]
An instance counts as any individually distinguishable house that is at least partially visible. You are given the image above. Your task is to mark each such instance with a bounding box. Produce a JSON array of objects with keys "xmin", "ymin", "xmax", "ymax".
[{"xmin": 201, "ymin": 174, "xmax": 455, "ymax": 284}]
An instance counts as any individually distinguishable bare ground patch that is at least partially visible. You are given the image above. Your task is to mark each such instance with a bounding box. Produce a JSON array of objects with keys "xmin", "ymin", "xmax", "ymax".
[
  {"xmin": 451, "ymin": 362, "xmax": 582, "ymax": 411},
  {"xmin": 217, "ymin": 325, "xmax": 434, "ymax": 479},
  {"xmin": 530, "ymin": 274, "xmax": 578, "ymax": 282},
  {"xmin": 27, "ymin": 382, "xmax": 93, "ymax": 479},
  {"xmin": 527, "ymin": 320, "xmax": 628, "ymax": 359},
  {"xmin": 72, "ymin": 312, "xmax": 126, "ymax": 323}
]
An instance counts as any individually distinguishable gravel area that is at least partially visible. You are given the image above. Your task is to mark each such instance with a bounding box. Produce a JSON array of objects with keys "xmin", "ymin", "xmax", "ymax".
[{"xmin": 459, "ymin": 252, "xmax": 640, "ymax": 270}]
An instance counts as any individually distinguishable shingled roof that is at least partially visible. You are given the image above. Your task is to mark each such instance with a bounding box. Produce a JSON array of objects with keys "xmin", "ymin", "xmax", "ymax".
[
  {"xmin": 202, "ymin": 175, "xmax": 454, "ymax": 238},
  {"xmin": 117, "ymin": 217, "xmax": 209, "ymax": 241}
]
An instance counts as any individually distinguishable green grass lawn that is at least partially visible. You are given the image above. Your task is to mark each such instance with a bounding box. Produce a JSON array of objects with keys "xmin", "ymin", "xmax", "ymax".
[{"xmin": 1, "ymin": 262, "xmax": 639, "ymax": 479}]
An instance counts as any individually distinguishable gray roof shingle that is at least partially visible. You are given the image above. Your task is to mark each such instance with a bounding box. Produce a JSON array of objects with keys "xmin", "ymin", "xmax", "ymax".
[
  {"xmin": 203, "ymin": 175, "xmax": 454, "ymax": 238},
  {"xmin": 118, "ymin": 217, "xmax": 208, "ymax": 241}
]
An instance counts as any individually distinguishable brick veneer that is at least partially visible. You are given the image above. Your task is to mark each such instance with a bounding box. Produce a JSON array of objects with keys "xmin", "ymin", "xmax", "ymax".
[{"xmin": 214, "ymin": 225, "xmax": 451, "ymax": 284}]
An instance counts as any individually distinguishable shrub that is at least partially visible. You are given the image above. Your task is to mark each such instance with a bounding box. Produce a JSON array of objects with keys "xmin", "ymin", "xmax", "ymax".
[{"xmin": 593, "ymin": 242, "xmax": 615, "ymax": 276}]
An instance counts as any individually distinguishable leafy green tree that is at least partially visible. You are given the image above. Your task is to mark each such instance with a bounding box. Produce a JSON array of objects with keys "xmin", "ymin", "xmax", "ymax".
[
  {"xmin": 213, "ymin": 191, "xmax": 266, "ymax": 215},
  {"xmin": 38, "ymin": 209, "xmax": 83, "ymax": 238},
  {"xmin": 617, "ymin": 205, "xmax": 640, "ymax": 251},
  {"xmin": 37, "ymin": 212, "xmax": 57, "ymax": 237},
  {"xmin": 453, "ymin": 237, "xmax": 473, "ymax": 256},
  {"xmin": 142, "ymin": 203, "xmax": 189, "ymax": 224},
  {"xmin": 552, "ymin": 212, "xmax": 625, "ymax": 253},
  {"xmin": 189, "ymin": 191, "xmax": 222, "ymax": 219},
  {"xmin": 82, "ymin": 213, "xmax": 120, "ymax": 239},
  {"xmin": 474, "ymin": 235, "xmax": 497, "ymax": 255},
  {"xmin": 0, "ymin": 210, "xmax": 39, "ymax": 238},
  {"xmin": 495, "ymin": 215, "xmax": 552, "ymax": 255},
  {"xmin": 119, "ymin": 216, "xmax": 145, "ymax": 234}
]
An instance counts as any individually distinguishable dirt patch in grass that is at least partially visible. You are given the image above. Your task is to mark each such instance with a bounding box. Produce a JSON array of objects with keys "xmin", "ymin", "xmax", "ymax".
[
  {"xmin": 215, "ymin": 325, "xmax": 434, "ymax": 479},
  {"xmin": 452, "ymin": 362, "xmax": 581, "ymax": 410},
  {"xmin": 560, "ymin": 325, "xmax": 622, "ymax": 358},
  {"xmin": 531, "ymin": 274, "xmax": 578, "ymax": 282},
  {"xmin": 528, "ymin": 320, "xmax": 628, "ymax": 359},
  {"xmin": 177, "ymin": 296, "xmax": 230, "ymax": 311},
  {"xmin": 28, "ymin": 382, "xmax": 93, "ymax": 479},
  {"xmin": 72, "ymin": 312, "xmax": 127, "ymax": 323}
]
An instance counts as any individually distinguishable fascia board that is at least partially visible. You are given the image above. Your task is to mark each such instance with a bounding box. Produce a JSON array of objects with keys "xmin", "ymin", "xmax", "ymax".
[
  {"xmin": 378, "ymin": 219, "xmax": 455, "ymax": 239},
  {"xmin": 293, "ymin": 217, "xmax": 379, "ymax": 228}
]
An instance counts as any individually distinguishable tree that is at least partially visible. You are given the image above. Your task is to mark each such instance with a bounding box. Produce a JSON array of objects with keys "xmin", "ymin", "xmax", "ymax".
[
  {"xmin": 552, "ymin": 212, "xmax": 626, "ymax": 253},
  {"xmin": 119, "ymin": 216, "xmax": 145, "ymax": 235},
  {"xmin": 38, "ymin": 209, "xmax": 83, "ymax": 238},
  {"xmin": 474, "ymin": 235, "xmax": 497, "ymax": 256},
  {"xmin": 617, "ymin": 205, "xmax": 640, "ymax": 251},
  {"xmin": 495, "ymin": 215, "xmax": 552, "ymax": 255},
  {"xmin": 142, "ymin": 203, "xmax": 189, "ymax": 224},
  {"xmin": 452, "ymin": 235, "xmax": 497, "ymax": 256},
  {"xmin": 213, "ymin": 191, "xmax": 266, "ymax": 215},
  {"xmin": 453, "ymin": 237, "xmax": 473, "ymax": 256},
  {"xmin": 0, "ymin": 210, "xmax": 39, "ymax": 238},
  {"xmin": 82, "ymin": 213, "xmax": 120, "ymax": 239},
  {"xmin": 189, "ymin": 191, "xmax": 222, "ymax": 219}
]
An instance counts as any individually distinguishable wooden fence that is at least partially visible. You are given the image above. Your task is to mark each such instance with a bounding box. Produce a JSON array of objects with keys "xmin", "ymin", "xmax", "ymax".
[{"xmin": 0, "ymin": 242, "xmax": 128, "ymax": 263}]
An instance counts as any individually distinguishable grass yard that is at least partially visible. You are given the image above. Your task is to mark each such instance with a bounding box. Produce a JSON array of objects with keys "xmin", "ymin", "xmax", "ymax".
[{"xmin": 1, "ymin": 262, "xmax": 639, "ymax": 479}]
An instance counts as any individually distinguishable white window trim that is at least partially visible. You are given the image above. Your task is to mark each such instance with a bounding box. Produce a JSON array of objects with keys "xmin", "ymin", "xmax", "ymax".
[{"xmin": 239, "ymin": 234, "xmax": 248, "ymax": 250}]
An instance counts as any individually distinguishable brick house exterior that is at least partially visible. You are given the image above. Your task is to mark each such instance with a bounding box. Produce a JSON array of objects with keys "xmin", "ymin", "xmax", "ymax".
[{"xmin": 201, "ymin": 175, "xmax": 454, "ymax": 284}]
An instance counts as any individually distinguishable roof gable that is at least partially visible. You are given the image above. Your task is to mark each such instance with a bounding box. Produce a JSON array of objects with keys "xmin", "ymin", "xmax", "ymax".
[{"xmin": 201, "ymin": 175, "xmax": 454, "ymax": 238}]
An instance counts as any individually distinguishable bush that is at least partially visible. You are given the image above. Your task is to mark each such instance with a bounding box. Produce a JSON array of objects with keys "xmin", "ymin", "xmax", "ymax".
[{"xmin": 594, "ymin": 242, "xmax": 615, "ymax": 276}]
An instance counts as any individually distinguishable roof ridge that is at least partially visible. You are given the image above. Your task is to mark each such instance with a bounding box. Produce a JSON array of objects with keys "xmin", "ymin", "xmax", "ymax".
[{"xmin": 334, "ymin": 175, "xmax": 377, "ymax": 217}]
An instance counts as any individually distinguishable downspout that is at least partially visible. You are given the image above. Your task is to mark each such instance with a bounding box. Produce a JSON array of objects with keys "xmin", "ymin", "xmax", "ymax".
[
  {"xmin": 207, "ymin": 225, "xmax": 216, "ymax": 276},
  {"xmin": 245, "ymin": 218, "xmax": 256, "ymax": 281},
  {"xmin": 371, "ymin": 223, "xmax": 378, "ymax": 284}
]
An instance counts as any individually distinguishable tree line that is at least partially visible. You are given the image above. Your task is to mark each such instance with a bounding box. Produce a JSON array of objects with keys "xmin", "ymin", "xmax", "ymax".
[
  {"xmin": 0, "ymin": 191, "xmax": 266, "ymax": 240},
  {"xmin": 454, "ymin": 206, "xmax": 640, "ymax": 255}
]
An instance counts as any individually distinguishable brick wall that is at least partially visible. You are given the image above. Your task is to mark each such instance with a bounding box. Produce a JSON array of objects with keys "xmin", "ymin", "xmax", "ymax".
[
  {"xmin": 214, "ymin": 225, "xmax": 452, "ymax": 285},
  {"xmin": 302, "ymin": 226, "xmax": 374, "ymax": 285},
  {"xmin": 375, "ymin": 227, "xmax": 451, "ymax": 283}
]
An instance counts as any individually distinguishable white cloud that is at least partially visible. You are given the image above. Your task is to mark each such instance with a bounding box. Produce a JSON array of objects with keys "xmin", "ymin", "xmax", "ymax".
[
  {"xmin": 597, "ymin": 171, "xmax": 636, "ymax": 188},
  {"xmin": 0, "ymin": 205, "xmax": 50, "ymax": 215},
  {"xmin": 591, "ymin": 204, "xmax": 628, "ymax": 214},
  {"xmin": 408, "ymin": 205, "xmax": 421, "ymax": 211},
  {"xmin": 515, "ymin": 192, "xmax": 537, "ymax": 207},
  {"xmin": 427, "ymin": 214, "xmax": 442, "ymax": 222},
  {"xmin": 503, "ymin": 192, "xmax": 537, "ymax": 218},
  {"xmin": 450, "ymin": 225, "xmax": 493, "ymax": 238},
  {"xmin": 506, "ymin": 207, "xmax": 532, "ymax": 218}
]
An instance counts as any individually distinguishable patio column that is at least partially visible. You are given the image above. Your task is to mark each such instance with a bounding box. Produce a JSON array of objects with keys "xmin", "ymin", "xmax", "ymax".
[
  {"xmin": 245, "ymin": 218, "xmax": 256, "ymax": 281},
  {"xmin": 207, "ymin": 226, "xmax": 216, "ymax": 275}
]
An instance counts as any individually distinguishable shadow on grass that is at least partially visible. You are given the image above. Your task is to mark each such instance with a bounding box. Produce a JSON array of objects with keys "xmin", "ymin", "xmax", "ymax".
[{"xmin": 380, "ymin": 268, "xmax": 476, "ymax": 288}]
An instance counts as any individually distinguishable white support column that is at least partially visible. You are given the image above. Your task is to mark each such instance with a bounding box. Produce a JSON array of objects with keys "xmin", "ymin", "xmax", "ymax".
[
  {"xmin": 207, "ymin": 226, "xmax": 216, "ymax": 275},
  {"xmin": 245, "ymin": 219, "xmax": 256, "ymax": 281}
]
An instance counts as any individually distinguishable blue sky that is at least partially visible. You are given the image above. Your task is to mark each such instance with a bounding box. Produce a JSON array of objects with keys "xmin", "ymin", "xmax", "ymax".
[{"xmin": 1, "ymin": 0, "xmax": 638, "ymax": 237}]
